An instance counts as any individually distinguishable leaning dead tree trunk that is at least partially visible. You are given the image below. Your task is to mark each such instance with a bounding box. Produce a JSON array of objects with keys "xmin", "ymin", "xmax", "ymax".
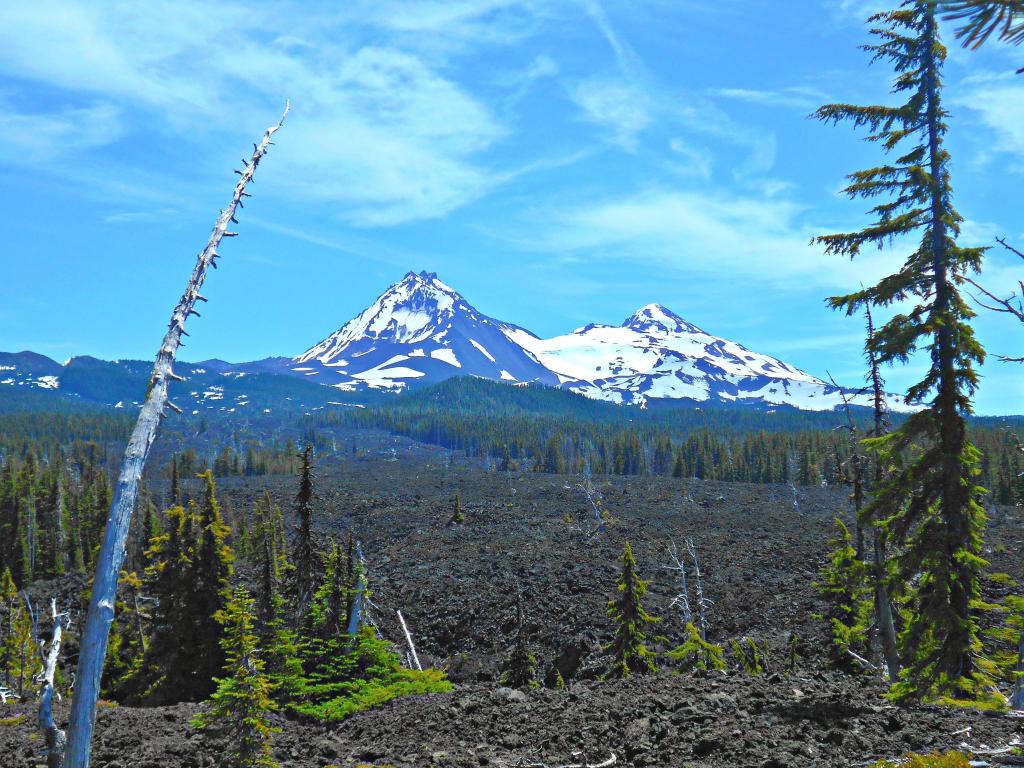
[
  {"xmin": 826, "ymin": 373, "xmax": 865, "ymax": 561},
  {"xmin": 34, "ymin": 597, "xmax": 68, "ymax": 768},
  {"xmin": 964, "ymin": 237, "xmax": 1024, "ymax": 362},
  {"xmin": 576, "ymin": 471, "xmax": 607, "ymax": 536},
  {"xmin": 62, "ymin": 102, "xmax": 289, "ymax": 768},
  {"xmin": 397, "ymin": 610, "xmax": 422, "ymax": 671}
]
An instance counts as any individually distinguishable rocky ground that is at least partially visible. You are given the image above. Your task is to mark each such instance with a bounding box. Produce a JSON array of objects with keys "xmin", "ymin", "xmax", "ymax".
[
  {"xmin": 3, "ymin": 673, "xmax": 1022, "ymax": 767},
  {"xmin": 5, "ymin": 433, "xmax": 1024, "ymax": 767}
]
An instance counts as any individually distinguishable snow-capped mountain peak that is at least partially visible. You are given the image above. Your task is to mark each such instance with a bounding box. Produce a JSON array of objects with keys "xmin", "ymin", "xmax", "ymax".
[
  {"xmin": 284, "ymin": 270, "xmax": 906, "ymax": 411},
  {"xmin": 622, "ymin": 303, "xmax": 705, "ymax": 336},
  {"xmin": 296, "ymin": 271, "xmax": 465, "ymax": 362},
  {"xmin": 292, "ymin": 272, "xmax": 557, "ymax": 391}
]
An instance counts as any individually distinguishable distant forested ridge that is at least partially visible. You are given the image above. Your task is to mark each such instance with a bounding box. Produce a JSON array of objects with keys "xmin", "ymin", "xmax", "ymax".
[{"xmin": 305, "ymin": 378, "xmax": 1024, "ymax": 502}]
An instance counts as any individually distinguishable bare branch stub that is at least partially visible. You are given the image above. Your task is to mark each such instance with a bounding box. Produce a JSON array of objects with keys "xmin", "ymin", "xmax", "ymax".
[{"xmin": 61, "ymin": 101, "xmax": 289, "ymax": 768}]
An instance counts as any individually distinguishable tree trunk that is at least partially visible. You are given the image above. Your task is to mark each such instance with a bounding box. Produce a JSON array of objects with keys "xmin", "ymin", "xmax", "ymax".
[
  {"xmin": 873, "ymin": 535, "xmax": 901, "ymax": 682},
  {"xmin": 61, "ymin": 103, "xmax": 288, "ymax": 768},
  {"xmin": 1011, "ymin": 631, "xmax": 1024, "ymax": 710}
]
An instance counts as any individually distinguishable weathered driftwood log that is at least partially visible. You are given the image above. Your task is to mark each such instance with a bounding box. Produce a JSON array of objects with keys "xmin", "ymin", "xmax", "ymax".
[
  {"xmin": 61, "ymin": 102, "xmax": 288, "ymax": 768},
  {"xmin": 510, "ymin": 752, "xmax": 617, "ymax": 768}
]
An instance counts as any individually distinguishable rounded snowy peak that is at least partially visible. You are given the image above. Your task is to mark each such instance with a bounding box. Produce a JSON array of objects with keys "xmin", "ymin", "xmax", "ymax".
[{"xmin": 622, "ymin": 304, "xmax": 704, "ymax": 335}]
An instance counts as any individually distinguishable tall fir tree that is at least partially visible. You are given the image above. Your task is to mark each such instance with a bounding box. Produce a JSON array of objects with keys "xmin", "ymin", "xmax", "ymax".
[
  {"xmin": 291, "ymin": 445, "xmax": 318, "ymax": 621},
  {"xmin": 605, "ymin": 541, "xmax": 657, "ymax": 678},
  {"xmin": 192, "ymin": 471, "xmax": 235, "ymax": 700},
  {"xmin": 129, "ymin": 504, "xmax": 193, "ymax": 703},
  {"xmin": 816, "ymin": 0, "xmax": 990, "ymax": 701},
  {"xmin": 170, "ymin": 456, "xmax": 180, "ymax": 508}
]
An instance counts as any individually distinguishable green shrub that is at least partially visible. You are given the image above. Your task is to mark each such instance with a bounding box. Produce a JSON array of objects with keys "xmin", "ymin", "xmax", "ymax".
[
  {"xmin": 667, "ymin": 623, "xmax": 726, "ymax": 671},
  {"xmin": 870, "ymin": 751, "xmax": 972, "ymax": 768},
  {"xmin": 295, "ymin": 625, "xmax": 451, "ymax": 722}
]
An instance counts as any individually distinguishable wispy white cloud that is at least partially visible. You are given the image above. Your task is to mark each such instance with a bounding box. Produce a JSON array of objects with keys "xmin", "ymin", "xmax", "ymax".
[
  {"xmin": 579, "ymin": 0, "xmax": 645, "ymax": 78},
  {"xmin": 103, "ymin": 208, "xmax": 178, "ymax": 225},
  {"xmin": 713, "ymin": 86, "xmax": 827, "ymax": 112},
  {"xmin": 568, "ymin": 78, "xmax": 652, "ymax": 151},
  {"xmin": 510, "ymin": 186, "xmax": 898, "ymax": 290},
  {"xmin": 667, "ymin": 137, "xmax": 712, "ymax": 180},
  {"xmin": 953, "ymin": 72, "xmax": 1024, "ymax": 172},
  {"xmin": 0, "ymin": 1, "xmax": 558, "ymax": 225},
  {"xmin": 0, "ymin": 101, "xmax": 123, "ymax": 164}
]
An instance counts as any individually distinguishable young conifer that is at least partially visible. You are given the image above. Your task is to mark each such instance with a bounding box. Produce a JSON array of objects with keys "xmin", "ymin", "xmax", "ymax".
[
  {"xmin": 309, "ymin": 542, "xmax": 348, "ymax": 640},
  {"xmin": 816, "ymin": 1, "xmax": 990, "ymax": 701},
  {"xmin": 501, "ymin": 590, "xmax": 537, "ymax": 689},
  {"xmin": 667, "ymin": 623, "xmax": 726, "ymax": 672},
  {"xmin": 605, "ymin": 541, "xmax": 657, "ymax": 678},
  {"xmin": 0, "ymin": 567, "xmax": 19, "ymax": 692},
  {"xmin": 816, "ymin": 519, "xmax": 873, "ymax": 671},
  {"xmin": 193, "ymin": 585, "xmax": 278, "ymax": 768},
  {"xmin": 3, "ymin": 594, "xmax": 34, "ymax": 697},
  {"xmin": 255, "ymin": 539, "xmax": 304, "ymax": 701},
  {"xmin": 451, "ymin": 490, "xmax": 465, "ymax": 525}
]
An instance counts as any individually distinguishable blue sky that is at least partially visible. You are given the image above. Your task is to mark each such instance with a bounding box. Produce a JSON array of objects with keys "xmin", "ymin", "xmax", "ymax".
[{"xmin": 1, "ymin": 0, "xmax": 1022, "ymax": 414}]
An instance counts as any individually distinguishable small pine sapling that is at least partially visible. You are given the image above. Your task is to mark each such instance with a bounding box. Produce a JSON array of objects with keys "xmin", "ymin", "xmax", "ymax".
[
  {"xmin": 451, "ymin": 490, "xmax": 465, "ymax": 525},
  {"xmin": 605, "ymin": 541, "xmax": 658, "ymax": 678},
  {"xmin": 730, "ymin": 637, "xmax": 767, "ymax": 676},
  {"xmin": 786, "ymin": 632, "xmax": 802, "ymax": 675},
  {"xmin": 193, "ymin": 585, "xmax": 278, "ymax": 768},
  {"xmin": 815, "ymin": 519, "xmax": 873, "ymax": 672},
  {"xmin": 501, "ymin": 591, "xmax": 538, "ymax": 689}
]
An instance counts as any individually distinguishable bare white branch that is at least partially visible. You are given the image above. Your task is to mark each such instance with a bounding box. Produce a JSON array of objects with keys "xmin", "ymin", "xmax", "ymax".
[{"xmin": 397, "ymin": 610, "xmax": 422, "ymax": 671}]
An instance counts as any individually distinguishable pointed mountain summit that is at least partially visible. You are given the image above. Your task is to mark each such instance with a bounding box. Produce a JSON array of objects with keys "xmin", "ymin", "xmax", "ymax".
[
  {"xmin": 505, "ymin": 301, "xmax": 905, "ymax": 411},
  {"xmin": 622, "ymin": 304, "xmax": 705, "ymax": 336},
  {"xmin": 292, "ymin": 271, "xmax": 558, "ymax": 391}
]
